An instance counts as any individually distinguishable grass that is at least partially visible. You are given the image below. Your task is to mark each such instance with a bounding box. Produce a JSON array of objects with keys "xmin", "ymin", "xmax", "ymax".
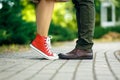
[
  {"xmin": 94, "ymin": 32, "xmax": 120, "ymax": 42},
  {"xmin": 0, "ymin": 44, "xmax": 30, "ymax": 54},
  {"xmin": 0, "ymin": 31, "xmax": 120, "ymax": 54}
]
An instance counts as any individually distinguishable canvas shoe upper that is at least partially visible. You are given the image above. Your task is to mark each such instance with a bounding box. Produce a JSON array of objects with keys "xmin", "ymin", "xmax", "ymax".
[{"xmin": 30, "ymin": 34, "xmax": 58, "ymax": 60}]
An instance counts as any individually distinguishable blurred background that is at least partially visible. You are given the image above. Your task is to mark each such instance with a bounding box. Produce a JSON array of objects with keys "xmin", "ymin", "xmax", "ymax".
[{"xmin": 0, "ymin": 0, "xmax": 120, "ymax": 52}]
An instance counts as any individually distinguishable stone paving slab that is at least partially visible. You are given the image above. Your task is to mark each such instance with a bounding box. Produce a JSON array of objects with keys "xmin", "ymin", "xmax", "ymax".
[{"xmin": 0, "ymin": 41, "xmax": 120, "ymax": 80}]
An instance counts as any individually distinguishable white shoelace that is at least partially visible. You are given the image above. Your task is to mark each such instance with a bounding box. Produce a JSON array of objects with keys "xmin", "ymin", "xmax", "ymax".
[
  {"xmin": 45, "ymin": 36, "xmax": 52, "ymax": 55},
  {"xmin": 46, "ymin": 37, "xmax": 52, "ymax": 49}
]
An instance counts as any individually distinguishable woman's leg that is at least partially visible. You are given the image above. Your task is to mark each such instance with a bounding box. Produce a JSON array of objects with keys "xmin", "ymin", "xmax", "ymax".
[
  {"xmin": 30, "ymin": 0, "xmax": 58, "ymax": 60},
  {"xmin": 36, "ymin": 0, "xmax": 54, "ymax": 37}
]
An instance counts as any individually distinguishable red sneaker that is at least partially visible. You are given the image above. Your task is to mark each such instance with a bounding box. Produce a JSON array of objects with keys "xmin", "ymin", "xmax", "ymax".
[{"xmin": 30, "ymin": 34, "xmax": 58, "ymax": 60}]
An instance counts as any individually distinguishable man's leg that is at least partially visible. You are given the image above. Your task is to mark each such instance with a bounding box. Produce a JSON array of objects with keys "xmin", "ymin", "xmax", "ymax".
[
  {"xmin": 58, "ymin": 0, "xmax": 95, "ymax": 59},
  {"xmin": 74, "ymin": 0, "xmax": 95, "ymax": 50}
]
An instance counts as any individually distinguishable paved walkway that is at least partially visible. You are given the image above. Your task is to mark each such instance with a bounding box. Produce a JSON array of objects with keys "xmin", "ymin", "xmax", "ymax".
[{"xmin": 0, "ymin": 41, "xmax": 120, "ymax": 80}]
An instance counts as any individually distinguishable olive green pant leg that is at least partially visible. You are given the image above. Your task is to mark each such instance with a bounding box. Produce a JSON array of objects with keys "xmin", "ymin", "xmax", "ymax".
[{"xmin": 72, "ymin": 0, "xmax": 95, "ymax": 50}]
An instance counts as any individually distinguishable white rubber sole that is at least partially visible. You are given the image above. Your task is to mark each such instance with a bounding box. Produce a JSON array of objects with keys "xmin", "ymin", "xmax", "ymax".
[{"xmin": 30, "ymin": 44, "xmax": 58, "ymax": 60}]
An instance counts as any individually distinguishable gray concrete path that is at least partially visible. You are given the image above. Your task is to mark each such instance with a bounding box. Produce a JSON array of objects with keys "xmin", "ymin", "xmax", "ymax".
[{"xmin": 0, "ymin": 41, "xmax": 120, "ymax": 80}]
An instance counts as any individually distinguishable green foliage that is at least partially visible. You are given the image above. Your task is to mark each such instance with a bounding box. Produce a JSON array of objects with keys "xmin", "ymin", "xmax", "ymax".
[
  {"xmin": 95, "ymin": 0, "xmax": 101, "ymax": 25},
  {"xmin": 10, "ymin": 22, "xmax": 36, "ymax": 44},
  {"xmin": 0, "ymin": 0, "xmax": 77, "ymax": 45},
  {"xmin": 111, "ymin": 0, "xmax": 120, "ymax": 7},
  {"xmin": 53, "ymin": 2, "xmax": 77, "ymax": 31},
  {"xmin": 0, "ymin": 0, "xmax": 120, "ymax": 45},
  {"xmin": 49, "ymin": 22, "xmax": 76, "ymax": 42},
  {"xmin": 0, "ymin": 0, "xmax": 36, "ymax": 45},
  {"xmin": 94, "ymin": 26, "xmax": 120, "ymax": 39},
  {"xmin": 21, "ymin": 0, "xmax": 36, "ymax": 22}
]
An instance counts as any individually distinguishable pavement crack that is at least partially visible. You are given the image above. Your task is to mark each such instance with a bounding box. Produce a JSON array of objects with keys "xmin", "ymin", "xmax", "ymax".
[
  {"xmin": 104, "ymin": 51, "xmax": 119, "ymax": 80},
  {"xmin": 92, "ymin": 52, "xmax": 97, "ymax": 80},
  {"xmin": 0, "ymin": 63, "xmax": 19, "ymax": 73},
  {"xmin": 49, "ymin": 60, "xmax": 68, "ymax": 80},
  {"xmin": 114, "ymin": 50, "xmax": 120, "ymax": 62},
  {"xmin": 2, "ymin": 61, "xmax": 39, "ymax": 80},
  {"xmin": 72, "ymin": 60, "xmax": 82, "ymax": 80},
  {"xmin": 26, "ymin": 60, "xmax": 55, "ymax": 80}
]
